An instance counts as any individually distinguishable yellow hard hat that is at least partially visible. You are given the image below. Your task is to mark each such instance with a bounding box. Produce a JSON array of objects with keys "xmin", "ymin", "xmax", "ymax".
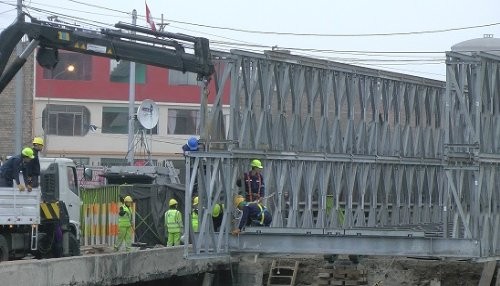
[
  {"xmin": 193, "ymin": 196, "xmax": 199, "ymax": 206},
  {"xmin": 124, "ymin": 196, "xmax": 133, "ymax": 203},
  {"xmin": 233, "ymin": 195, "xmax": 245, "ymax": 208},
  {"xmin": 212, "ymin": 203, "xmax": 222, "ymax": 217},
  {"xmin": 33, "ymin": 137, "xmax": 44, "ymax": 146},
  {"xmin": 21, "ymin": 147, "xmax": 34, "ymax": 159},
  {"xmin": 250, "ymin": 159, "xmax": 263, "ymax": 169},
  {"xmin": 169, "ymin": 198, "xmax": 178, "ymax": 206}
]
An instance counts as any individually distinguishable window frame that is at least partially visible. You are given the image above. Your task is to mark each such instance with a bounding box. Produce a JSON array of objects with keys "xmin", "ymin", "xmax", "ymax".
[{"xmin": 42, "ymin": 104, "xmax": 90, "ymax": 136}]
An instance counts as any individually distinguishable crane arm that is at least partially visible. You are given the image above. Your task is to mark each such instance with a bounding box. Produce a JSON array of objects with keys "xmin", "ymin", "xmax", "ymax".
[{"xmin": 0, "ymin": 14, "xmax": 214, "ymax": 93}]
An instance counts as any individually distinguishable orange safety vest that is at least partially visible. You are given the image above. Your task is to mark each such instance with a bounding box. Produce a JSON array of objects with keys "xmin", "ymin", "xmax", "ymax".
[{"xmin": 244, "ymin": 172, "xmax": 263, "ymax": 201}]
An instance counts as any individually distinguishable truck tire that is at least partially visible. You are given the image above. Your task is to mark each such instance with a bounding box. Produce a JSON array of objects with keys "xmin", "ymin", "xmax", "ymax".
[
  {"xmin": 68, "ymin": 233, "xmax": 80, "ymax": 256},
  {"xmin": 35, "ymin": 233, "xmax": 53, "ymax": 259},
  {"xmin": 0, "ymin": 236, "xmax": 9, "ymax": 261}
]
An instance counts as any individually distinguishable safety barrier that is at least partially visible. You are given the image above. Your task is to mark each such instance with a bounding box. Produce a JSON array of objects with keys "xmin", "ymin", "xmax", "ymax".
[{"xmin": 80, "ymin": 185, "xmax": 135, "ymax": 246}]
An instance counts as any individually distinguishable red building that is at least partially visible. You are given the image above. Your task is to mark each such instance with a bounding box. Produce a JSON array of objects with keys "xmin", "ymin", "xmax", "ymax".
[{"xmin": 33, "ymin": 51, "xmax": 230, "ymax": 166}]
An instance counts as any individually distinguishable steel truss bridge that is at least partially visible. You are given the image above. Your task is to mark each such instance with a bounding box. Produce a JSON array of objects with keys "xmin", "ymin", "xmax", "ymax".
[{"xmin": 183, "ymin": 47, "xmax": 500, "ymax": 260}]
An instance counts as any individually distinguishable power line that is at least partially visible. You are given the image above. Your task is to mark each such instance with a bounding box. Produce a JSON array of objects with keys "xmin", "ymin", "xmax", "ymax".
[
  {"xmin": 23, "ymin": 5, "xmax": 449, "ymax": 70},
  {"xmin": 55, "ymin": 0, "xmax": 500, "ymax": 38},
  {"xmin": 0, "ymin": 7, "xmax": 15, "ymax": 14},
  {"xmin": 5, "ymin": 2, "xmax": 451, "ymax": 78},
  {"xmin": 16, "ymin": 1, "xmax": 489, "ymax": 58},
  {"xmin": 27, "ymin": 0, "xmax": 131, "ymax": 20},
  {"xmin": 163, "ymin": 19, "xmax": 500, "ymax": 38}
]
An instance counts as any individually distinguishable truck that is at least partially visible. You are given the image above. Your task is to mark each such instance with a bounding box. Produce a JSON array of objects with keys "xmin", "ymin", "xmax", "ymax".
[
  {"xmin": 0, "ymin": 13, "xmax": 214, "ymax": 261},
  {"xmin": 0, "ymin": 157, "xmax": 91, "ymax": 261}
]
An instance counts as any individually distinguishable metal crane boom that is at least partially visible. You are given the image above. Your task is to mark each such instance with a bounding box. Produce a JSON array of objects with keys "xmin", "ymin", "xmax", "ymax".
[{"xmin": 0, "ymin": 14, "xmax": 215, "ymax": 93}]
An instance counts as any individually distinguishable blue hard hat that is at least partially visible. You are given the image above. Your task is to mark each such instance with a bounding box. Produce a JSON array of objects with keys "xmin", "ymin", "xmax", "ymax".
[{"xmin": 187, "ymin": 137, "xmax": 199, "ymax": 151}]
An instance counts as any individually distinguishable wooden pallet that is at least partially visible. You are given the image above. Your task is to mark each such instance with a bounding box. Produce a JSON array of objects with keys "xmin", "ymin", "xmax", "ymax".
[
  {"xmin": 267, "ymin": 260, "xmax": 299, "ymax": 286},
  {"xmin": 315, "ymin": 263, "xmax": 367, "ymax": 286}
]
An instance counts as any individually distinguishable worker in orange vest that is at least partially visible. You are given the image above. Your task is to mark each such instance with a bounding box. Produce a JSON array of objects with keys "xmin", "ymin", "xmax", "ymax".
[{"xmin": 237, "ymin": 159, "xmax": 265, "ymax": 202}]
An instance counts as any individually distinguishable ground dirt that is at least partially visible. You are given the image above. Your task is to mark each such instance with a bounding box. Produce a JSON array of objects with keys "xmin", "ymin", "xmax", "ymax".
[{"xmin": 257, "ymin": 255, "xmax": 487, "ymax": 286}]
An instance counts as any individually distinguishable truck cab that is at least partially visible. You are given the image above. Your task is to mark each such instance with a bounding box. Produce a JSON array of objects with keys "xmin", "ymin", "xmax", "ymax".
[
  {"xmin": 39, "ymin": 157, "xmax": 83, "ymax": 238},
  {"xmin": 0, "ymin": 157, "xmax": 90, "ymax": 261}
]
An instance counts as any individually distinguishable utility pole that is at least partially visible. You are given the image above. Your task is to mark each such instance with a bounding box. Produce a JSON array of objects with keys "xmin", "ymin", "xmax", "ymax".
[
  {"xmin": 14, "ymin": 0, "xmax": 23, "ymax": 154},
  {"xmin": 126, "ymin": 9, "xmax": 137, "ymax": 165}
]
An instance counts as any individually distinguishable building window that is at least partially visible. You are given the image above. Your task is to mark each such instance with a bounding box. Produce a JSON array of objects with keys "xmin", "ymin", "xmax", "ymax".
[
  {"xmin": 42, "ymin": 52, "xmax": 92, "ymax": 80},
  {"xmin": 42, "ymin": 104, "xmax": 90, "ymax": 136},
  {"xmin": 167, "ymin": 109, "xmax": 200, "ymax": 135},
  {"xmin": 102, "ymin": 107, "xmax": 158, "ymax": 134},
  {"xmin": 109, "ymin": 60, "xmax": 146, "ymax": 83},
  {"xmin": 168, "ymin": 70, "xmax": 198, "ymax": 86}
]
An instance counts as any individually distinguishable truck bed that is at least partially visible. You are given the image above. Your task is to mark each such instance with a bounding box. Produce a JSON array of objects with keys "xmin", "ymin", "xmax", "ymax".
[{"xmin": 0, "ymin": 186, "xmax": 40, "ymax": 225}]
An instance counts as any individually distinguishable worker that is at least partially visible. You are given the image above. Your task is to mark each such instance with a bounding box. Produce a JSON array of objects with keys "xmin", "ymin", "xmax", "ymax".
[
  {"xmin": 182, "ymin": 136, "xmax": 204, "ymax": 155},
  {"xmin": 231, "ymin": 195, "xmax": 271, "ymax": 235},
  {"xmin": 192, "ymin": 196, "xmax": 224, "ymax": 232},
  {"xmin": 165, "ymin": 198, "xmax": 183, "ymax": 246},
  {"xmin": 191, "ymin": 196, "xmax": 199, "ymax": 232},
  {"xmin": 236, "ymin": 159, "xmax": 265, "ymax": 202},
  {"xmin": 212, "ymin": 202, "xmax": 224, "ymax": 232},
  {"xmin": 0, "ymin": 147, "xmax": 34, "ymax": 191},
  {"xmin": 181, "ymin": 137, "xmax": 204, "ymax": 195},
  {"xmin": 24, "ymin": 137, "xmax": 44, "ymax": 188},
  {"xmin": 114, "ymin": 195, "xmax": 134, "ymax": 252}
]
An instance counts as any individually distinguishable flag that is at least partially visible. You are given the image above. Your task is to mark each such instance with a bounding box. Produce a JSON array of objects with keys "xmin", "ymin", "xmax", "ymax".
[{"xmin": 145, "ymin": 2, "xmax": 156, "ymax": 32}]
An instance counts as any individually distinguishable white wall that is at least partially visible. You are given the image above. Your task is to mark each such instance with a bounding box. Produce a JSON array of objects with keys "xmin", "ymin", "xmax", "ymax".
[{"xmin": 33, "ymin": 98, "xmax": 229, "ymax": 165}]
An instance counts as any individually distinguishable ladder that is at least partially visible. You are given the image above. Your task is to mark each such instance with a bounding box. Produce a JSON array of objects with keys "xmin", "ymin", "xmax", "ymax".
[
  {"xmin": 267, "ymin": 260, "xmax": 299, "ymax": 286},
  {"xmin": 164, "ymin": 160, "xmax": 181, "ymax": 184}
]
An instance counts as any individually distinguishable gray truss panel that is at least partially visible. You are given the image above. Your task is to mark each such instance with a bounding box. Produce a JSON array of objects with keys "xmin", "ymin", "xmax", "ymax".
[{"xmin": 185, "ymin": 50, "xmax": 500, "ymax": 259}]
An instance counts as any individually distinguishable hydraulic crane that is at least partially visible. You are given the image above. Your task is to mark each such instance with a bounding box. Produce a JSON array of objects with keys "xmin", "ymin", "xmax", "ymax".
[
  {"xmin": 0, "ymin": 13, "xmax": 215, "ymax": 93},
  {"xmin": 0, "ymin": 13, "xmax": 215, "ymax": 261}
]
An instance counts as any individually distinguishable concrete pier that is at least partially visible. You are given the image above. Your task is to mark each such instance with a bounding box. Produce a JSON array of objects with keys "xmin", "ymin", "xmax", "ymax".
[{"xmin": 0, "ymin": 247, "xmax": 230, "ymax": 286}]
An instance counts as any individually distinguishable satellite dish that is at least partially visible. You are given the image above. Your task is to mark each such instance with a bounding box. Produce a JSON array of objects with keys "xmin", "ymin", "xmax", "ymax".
[{"xmin": 137, "ymin": 99, "xmax": 159, "ymax": 129}]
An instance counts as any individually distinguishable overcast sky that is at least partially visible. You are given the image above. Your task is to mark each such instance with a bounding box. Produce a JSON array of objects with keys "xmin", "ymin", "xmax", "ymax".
[{"xmin": 1, "ymin": 0, "xmax": 499, "ymax": 80}]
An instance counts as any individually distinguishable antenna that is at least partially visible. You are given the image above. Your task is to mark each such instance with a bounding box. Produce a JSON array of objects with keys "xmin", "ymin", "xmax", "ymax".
[
  {"xmin": 126, "ymin": 99, "xmax": 159, "ymax": 166},
  {"xmin": 137, "ymin": 99, "xmax": 159, "ymax": 129}
]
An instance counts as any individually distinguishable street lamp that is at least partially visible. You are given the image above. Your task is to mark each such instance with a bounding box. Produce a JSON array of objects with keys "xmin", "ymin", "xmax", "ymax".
[
  {"xmin": 43, "ymin": 64, "xmax": 75, "ymax": 154},
  {"xmin": 51, "ymin": 64, "xmax": 75, "ymax": 79}
]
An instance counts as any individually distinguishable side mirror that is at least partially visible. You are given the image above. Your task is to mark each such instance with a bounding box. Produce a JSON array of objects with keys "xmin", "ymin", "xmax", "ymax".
[{"xmin": 83, "ymin": 168, "xmax": 93, "ymax": 180}]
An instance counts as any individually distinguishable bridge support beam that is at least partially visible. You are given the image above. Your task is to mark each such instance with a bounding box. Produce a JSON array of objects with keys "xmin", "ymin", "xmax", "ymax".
[{"xmin": 229, "ymin": 233, "xmax": 481, "ymax": 258}]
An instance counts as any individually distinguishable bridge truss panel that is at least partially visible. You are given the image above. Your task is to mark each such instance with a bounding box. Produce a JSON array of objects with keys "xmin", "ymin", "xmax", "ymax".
[{"xmin": 183, "ymin": 49, "xmax": 500, "ymax": 259}]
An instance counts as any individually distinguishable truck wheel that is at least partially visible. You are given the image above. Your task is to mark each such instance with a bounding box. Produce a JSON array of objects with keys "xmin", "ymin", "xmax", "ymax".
[
  {"xmin": 68, "ymin": 233, "xmax": 80, "ymax": 256},
  {"xmin": 35, "ymin": 233, "xmax": 53, "ymax": 259},
  {"xmin": 0, "ymin": 236, "xmax": 9, "ymax": 261}
]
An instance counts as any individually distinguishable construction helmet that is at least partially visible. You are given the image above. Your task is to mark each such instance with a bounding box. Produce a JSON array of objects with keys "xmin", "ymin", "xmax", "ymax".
[
  {"xmin": 212, "ymin": 203, "xmax": 222, "ymax": 217},
  {"xmin": 21, "ymin": 147, "xmax": 34, "ymax": 159},
  {"xmin": 193, "ymin": 196, "xmax": 199, "ymax": 206},
  {"xmin": 32, "ymin": 137, "xmax": 44, "ymax": 146},
  {"xmin": 233, "ymin": 195, "xmax": 245, "ymax": 208},
  {"xmin": 169, "ymin": 198, "xmax": 178, "ymax": 206},
  {"xmin": 250, "ymin": 159, "xmax": 263, "ymax": 169},
  {"xmin": 124, "ymin": 196, "xmax": 133, "ymax": 203},
  {"xmin": 187, "ymin": 137, "xmax": 198, "ymax": 151}
]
